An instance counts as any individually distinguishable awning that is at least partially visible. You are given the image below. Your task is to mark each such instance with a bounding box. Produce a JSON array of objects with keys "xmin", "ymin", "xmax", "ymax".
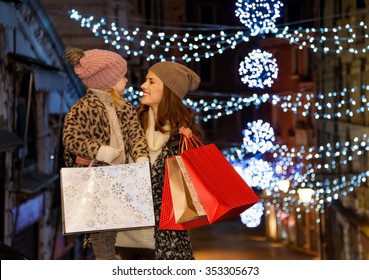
[
  {"xmin": 8, "ymin": 53, "xmax": 65, "ymax": 92},
  {"xmin": 0, "ymin": 128, "xmax": 23, "ymax": 152},
  {"xmin": 19, "ymin": 171, "xmax": 59, "ymax": 195},
  {"xmin": 0, "ymin": 1, "xmax": 17, "ymax": 28},
  {"xmin": 32, "ymin": 67, "xmax": 65, "ymax": 92}
]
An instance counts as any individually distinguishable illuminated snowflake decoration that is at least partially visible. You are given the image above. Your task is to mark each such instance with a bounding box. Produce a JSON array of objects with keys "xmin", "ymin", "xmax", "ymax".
[
  {"xmin": 243, "ymin": 120, "xmax": 275, "ymax": 154},
  {"xmin": 234, "ymin": 158, "xmax": 275, "ymax": 191},
  {"xmin": 240, "ymin": 201, "xmax": 264, "ymax": 228},
  {"xmin": 235, "ymin": 0, "xmax": 283, "ymax": 36},
  {"xmin": 239, "ymin": 49, "xmax": 278, "ymax": 88}
]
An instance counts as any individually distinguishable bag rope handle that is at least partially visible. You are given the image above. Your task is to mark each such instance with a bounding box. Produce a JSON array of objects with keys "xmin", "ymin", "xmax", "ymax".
[
  {"xmin": 186, "ymin": 134, "xmax": 204, "ymax": 148},
  {"xmin": 179, "ymin": 134, "xmax": 204, "ymax": 153}
]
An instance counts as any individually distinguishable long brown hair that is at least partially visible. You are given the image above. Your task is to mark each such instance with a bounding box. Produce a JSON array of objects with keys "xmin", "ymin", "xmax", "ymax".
[{"xmin": 137, "ymin": 85, "xmax": 204, "ymax": 140}]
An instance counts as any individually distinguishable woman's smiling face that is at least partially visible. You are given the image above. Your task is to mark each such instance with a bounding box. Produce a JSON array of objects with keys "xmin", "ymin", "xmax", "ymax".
[{"xmin": 140, "ymin": 70, "xmax": 164, "ymax": 110}]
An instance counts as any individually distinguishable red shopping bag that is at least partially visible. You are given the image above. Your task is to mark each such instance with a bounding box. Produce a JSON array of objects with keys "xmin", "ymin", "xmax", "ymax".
[
  {"xmin": 180, "ymin": 136, "xmax": 260, "ymax": 224},
  {"xmin": 159, "ymin": 160, "xmax": 209, "ymax": 230}
]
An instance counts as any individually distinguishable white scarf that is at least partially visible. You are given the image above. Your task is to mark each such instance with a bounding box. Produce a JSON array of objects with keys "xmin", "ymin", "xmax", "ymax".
[
  {"xmin": 145, "ymin": 107, "xmax": 170, "ymax": 164},
  {"xmin": 93, "ymin": 89, "xmax": 126, "ymax": 164}
]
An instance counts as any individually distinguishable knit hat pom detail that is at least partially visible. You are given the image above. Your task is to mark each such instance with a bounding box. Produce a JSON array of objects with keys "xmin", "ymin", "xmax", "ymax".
[{"xmin": 64, "ymin": 47, "xmax": 85, "ymax": 67}]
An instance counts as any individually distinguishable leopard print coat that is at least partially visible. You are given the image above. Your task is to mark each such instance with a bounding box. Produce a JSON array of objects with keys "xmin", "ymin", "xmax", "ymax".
[{"xmin": 62, "ymin": 89, "xmax": 149, "ymax": 166}]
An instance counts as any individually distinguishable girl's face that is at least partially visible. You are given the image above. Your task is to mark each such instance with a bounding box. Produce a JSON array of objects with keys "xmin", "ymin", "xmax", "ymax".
[
  {"xmin": 114, "ymin": 76, "xmax": 128, "ymax": 94},
  {"xmin": 140, "ymin": 71, "xmax": 164, "ymax": 109}
]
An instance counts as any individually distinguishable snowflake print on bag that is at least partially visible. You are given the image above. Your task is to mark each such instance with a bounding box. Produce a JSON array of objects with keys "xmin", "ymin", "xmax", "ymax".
[{"xmin": 60, "ymin": 162, "xmax": 154, "ymax": 234}]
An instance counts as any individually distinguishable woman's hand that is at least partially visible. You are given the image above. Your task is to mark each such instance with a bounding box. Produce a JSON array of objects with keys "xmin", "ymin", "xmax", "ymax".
[
  {"xmin": 76, "ymin": 156, "xmax": 92, "ymax": 166},
  {"xmin": 179, "ymin": 127, "xmax": 193, "ymax": 138}
]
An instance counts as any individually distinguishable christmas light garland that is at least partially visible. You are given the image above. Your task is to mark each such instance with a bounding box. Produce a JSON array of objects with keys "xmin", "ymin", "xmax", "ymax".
[
  {"xmin": 233, "ymin": 120, "xmax": 369, "ymax": 219},
  {"xmin": 68, "ymin": 8, "xmax": 369, "ymax": 60},
  {"xmin": 124, "ymin": 85, "xmax": 369, "ymax": 122}
]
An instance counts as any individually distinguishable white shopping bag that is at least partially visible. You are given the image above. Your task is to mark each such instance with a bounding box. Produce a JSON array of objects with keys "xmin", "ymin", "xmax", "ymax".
[{"xmin": 60, "ymin": 162, "xmax": 154, "ymax": 234}]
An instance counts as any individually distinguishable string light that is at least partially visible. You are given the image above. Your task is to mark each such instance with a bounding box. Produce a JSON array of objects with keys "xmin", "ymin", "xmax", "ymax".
[
  {"xmin": 68, "ymin": 9, "xmax": 249, "ymax": 62},
  {"xmin": 235, "ymin": 0, "xmax": 283, "ymax": 36},
  {"xmin": 125, "ymin": 85, "xmax": 369, "ymax": 122},
  {"xmin": 240, "ymin": 201, "xmax": 264, "ymax": 227},
  {"xmin": 237, "ymin": 158, "xmax": 276, "ymax": 191},
  {"xmin": 68, "ymin": 9, "xmax": 369, "ymax": 61},
  {"xmin": 276, "ymin": 22, "xmax": 369, "ymax": 54},
  {"xmin": 243, "ymin": 120, "xmax": 275, "ymax": 154},
  {"xmin": 231, "ymin": 119, "xmax": 368, "ymax": 222},
  {"xmin": 263, "ymin": 170, "xmax": 369, "ymax": 215},
  {"xmin": 232, "ymin": 120, "xmax": 281, "ymax": 192},
  {"xmin": 228, "ymin": 125, "xmax": 369, "ymax": 212},
  {"xmin": 224, "ymin": 134, "xmax": 369, "ymax": 164},
  {"xmin": 239, "ymin": 49, "xmax": 279, "ymax": 88}
]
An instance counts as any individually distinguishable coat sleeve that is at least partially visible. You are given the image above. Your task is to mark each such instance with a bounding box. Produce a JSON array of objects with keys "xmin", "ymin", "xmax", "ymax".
[{"xmin": 62, "ymin": 98, "xmax": 106, "ymax": 160}]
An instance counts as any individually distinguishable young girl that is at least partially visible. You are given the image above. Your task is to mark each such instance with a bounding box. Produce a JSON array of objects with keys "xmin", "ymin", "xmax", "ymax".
[{"xmin": 62, "ymin": 47, "xmax": 149, "ymax": 260}]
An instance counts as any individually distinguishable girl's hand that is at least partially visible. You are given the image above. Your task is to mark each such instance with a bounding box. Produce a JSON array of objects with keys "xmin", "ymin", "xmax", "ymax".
[
  {"xmin": 179, "ymin": 127, "xmax": 193, "ymax": 138},
  {"xmin": 76, "ymin": 156, "xmax": 92, "ymax": 166}
]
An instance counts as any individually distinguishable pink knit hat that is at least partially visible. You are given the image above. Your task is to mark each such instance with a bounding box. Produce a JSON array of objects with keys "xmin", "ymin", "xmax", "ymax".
[{"xmin": 72, "ymin": 49, "xmax": 127, "ymax": 90}]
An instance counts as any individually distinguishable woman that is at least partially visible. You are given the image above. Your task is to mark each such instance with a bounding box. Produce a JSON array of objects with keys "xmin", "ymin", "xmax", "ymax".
[{"xmin": 116, "ymin": 61, "xmax": 204, "ymax": 260}]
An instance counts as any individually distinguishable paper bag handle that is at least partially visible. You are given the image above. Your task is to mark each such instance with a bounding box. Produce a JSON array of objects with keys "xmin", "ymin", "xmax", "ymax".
[{"xmin": 179, "ymin": 134, "xmax": 204, "ymax": 153}]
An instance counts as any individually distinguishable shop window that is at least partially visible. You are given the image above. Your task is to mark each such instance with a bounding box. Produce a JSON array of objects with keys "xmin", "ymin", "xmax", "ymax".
[{"xmin": 357, "ymin": 0, "xmax": 366, "ymax": 9}]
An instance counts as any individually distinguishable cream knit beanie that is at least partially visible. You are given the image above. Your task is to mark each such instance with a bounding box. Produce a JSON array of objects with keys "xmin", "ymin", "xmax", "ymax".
[
  {"xmin": 64, "ymin": 47, "xmax": 127, "ymax": 90},
  {"xmin": 149, "ymin": 61, "xmax": 200, "ymax": 99}
]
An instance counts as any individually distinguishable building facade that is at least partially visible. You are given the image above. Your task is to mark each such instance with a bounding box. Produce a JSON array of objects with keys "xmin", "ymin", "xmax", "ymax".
[
  {"xmin": 3, "ymin": 0, "xmax": 367, "ymax": 260},
  {"xmin": 0, "ymin": 0, "xmax": 83, "ymax": 259},
  {"xmin": 261, "ymin": 0, "xmax": 369, "ymax": 260},
  {"xmin": 311, "ymin": 0, "xmax": 369, "ymax": 259}
]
